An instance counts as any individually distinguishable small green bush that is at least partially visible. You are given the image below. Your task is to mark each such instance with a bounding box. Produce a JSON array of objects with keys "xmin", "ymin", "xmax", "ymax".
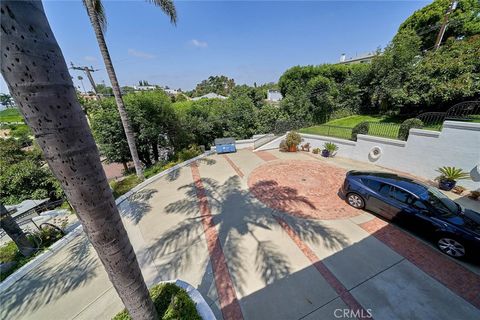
[
  {"xmin": 110, "ymin": 175, "xmax": 141, "ymax": 198},
  {"xmin": 398, "ymin": 118, "xmax": 423, "ymax": 141},
  {"xmin": 0, "ymin": 241, "xmax": 19, "ymax": 263},
  {"xmin": 351, "ymin": 122, "xmax": 369, "ymax": 141},
  {"xmin": 312, "ymin": 148, "xmax": 321, "ymax": 154},
  {"xmin": 177, "ymin": 144, "xmax": 202, "ymax": 162},
  {"xmin": 112, "ymin": 283, "xmax": 201, "ymax": 320}
]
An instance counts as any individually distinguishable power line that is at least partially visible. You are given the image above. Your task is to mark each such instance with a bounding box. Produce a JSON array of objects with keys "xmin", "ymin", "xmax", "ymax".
[{"xmin": 69, "ymin": 63, "xmax": 102, "ymax": 100}]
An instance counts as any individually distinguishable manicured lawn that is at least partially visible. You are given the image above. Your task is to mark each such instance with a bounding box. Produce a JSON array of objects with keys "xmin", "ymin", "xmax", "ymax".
[
  {"xmin": 299, "ymin": 125, "xmax": 353, "ymax": 140},
  {"xmin": 0, "ymin": 108, "xmax": 23, "ymax": 123}
]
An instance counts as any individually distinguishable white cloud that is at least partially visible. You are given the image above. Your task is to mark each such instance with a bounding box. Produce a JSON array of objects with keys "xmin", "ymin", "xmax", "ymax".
[
  {"xmin": 128, "ymin": 49, "xmax": 155, "ymax": 59},
  {"xmin": 189, "ymin": 39, "xmax": 208, "ymax": 48},
  {"xmin": 84, "ymin": 55, "xmax": 97, "ymax": 62}
]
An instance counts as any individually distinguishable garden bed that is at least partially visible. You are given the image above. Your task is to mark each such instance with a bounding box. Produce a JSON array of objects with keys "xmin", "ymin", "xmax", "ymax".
[{"xmin": 112, "ymin": 282, "xmax": 203, "ymax": 320}]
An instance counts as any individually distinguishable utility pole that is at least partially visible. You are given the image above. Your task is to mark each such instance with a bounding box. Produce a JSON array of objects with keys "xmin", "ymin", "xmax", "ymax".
[
  {"xmin": 70, "ymin": 63, "xmax": 102, "ymax": 100},
  {"xmin": 434, "ymin": 0, "xmax": 458, "ymax": 50}
]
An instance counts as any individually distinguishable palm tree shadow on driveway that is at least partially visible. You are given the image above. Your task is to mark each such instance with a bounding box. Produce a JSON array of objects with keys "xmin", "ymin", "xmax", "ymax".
[{"xmin": 141, "ymin": 174, "xmax": 349, "ymax": 300}]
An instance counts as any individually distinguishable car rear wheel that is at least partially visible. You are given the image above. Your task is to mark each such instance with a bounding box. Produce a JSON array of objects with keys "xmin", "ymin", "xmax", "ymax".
[
  {"xmin": 437, "ymin": 237, "xmax": 466, "ymax": 258},
  {"xmin": 347, "ymin": 193, "xmax": 365, "ymax": 209}
]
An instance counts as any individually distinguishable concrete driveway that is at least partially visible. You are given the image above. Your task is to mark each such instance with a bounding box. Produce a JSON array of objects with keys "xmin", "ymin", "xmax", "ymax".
[{"xmin": 1, "ymin": 149, "xmax": 479, "ymax": 320}]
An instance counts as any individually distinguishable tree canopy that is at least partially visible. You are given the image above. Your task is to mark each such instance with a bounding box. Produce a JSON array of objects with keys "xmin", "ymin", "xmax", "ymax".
[
  {"xmin": 0, "ymin": 139, "xmax": 63, "ymax": 205},
  {"xmin": 189, "ymin": 75, "xmax": 235, "ymax": 97}
]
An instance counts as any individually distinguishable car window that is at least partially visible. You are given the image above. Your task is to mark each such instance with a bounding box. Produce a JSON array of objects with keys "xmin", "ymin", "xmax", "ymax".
[
  {"xmin": 362, "ymin": 178, "xmax": 381, "ymax": 192},
  {"xmin": 377, "ymin": 183, "xmax": 391, "ymax": 197},
  {"xmin": 389, "ymin": 187, "xmax": 411, "ymax": 204},
  {"xmin": 423, "ymin": 187, "xmax": 459, "ymax": 216},
  {"xmin": 410, "ymin": 198, "xmax": 428, "ymax": 210}
]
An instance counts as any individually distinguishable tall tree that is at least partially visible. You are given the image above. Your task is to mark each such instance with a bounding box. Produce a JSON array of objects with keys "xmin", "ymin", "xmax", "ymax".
[
  {"xmin": 1, "ymin": 1, "xmax": 157, "ymax": 319},
  {"xmin": 83, "ymin": 0, "xmax": 177, "ymax": 179}
]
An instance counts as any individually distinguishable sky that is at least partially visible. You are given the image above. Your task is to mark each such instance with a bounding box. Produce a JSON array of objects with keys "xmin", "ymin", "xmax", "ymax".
[{"xmin": 0, "ymin": 0, "xmax": 431, "ymax": 94}]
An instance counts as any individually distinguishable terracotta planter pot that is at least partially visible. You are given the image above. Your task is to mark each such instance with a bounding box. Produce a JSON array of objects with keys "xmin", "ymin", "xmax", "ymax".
[{"xmin": 288, "ymin": 145, "xmax": 297, "ymax": 152}]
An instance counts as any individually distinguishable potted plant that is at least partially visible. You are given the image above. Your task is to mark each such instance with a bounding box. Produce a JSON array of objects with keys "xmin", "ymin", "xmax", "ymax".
[
  {"xmin": 285, "ymin": 131, "xmax": 301, "ymax": 152},
  {"xmin": 322, "ymin": 142, "xmax": 339, "ymax": 158},
  {"xmin": 436, "ymin": 166, "xmax": 470, "ymax": 191},
  {"xmin": 312, "ymin": 148, "xmax": 321, "ymax": 154}
]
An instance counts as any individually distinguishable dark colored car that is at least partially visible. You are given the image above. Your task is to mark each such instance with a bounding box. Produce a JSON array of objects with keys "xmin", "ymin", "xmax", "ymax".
[{"xmin": 341, "ymin": 171, "xmax": 480, "ymax": 259}]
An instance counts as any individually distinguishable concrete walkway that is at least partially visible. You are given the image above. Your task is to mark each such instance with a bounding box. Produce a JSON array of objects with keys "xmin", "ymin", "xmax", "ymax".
[{"xmin": 1, "ymin": 149, "xmax": 479, "ymax": 320}]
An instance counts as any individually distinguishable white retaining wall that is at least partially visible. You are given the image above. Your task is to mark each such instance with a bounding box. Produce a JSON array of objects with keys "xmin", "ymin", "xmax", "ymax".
[{"xmin": 257, "ymin": 121, "xmax": 480, "ymax": 190}]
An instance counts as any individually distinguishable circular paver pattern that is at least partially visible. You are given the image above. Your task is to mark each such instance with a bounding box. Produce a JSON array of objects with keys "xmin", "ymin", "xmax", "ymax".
[{"xmin": 248, "ymin": 159, "xmax": 360, "ymax": 220}]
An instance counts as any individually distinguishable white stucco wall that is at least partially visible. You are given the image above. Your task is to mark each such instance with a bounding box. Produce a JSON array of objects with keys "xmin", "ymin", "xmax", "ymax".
[{"xmin": 256, "ymin": 121, "xmax": 480, "ymax": 190}]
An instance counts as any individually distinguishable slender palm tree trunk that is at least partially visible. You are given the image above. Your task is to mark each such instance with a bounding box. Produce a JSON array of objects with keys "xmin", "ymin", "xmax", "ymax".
[
  {"xmin": 84, "ymin": 0, "xmax": 144, "ymax": 180},
  {"xmin": 0, "ymin": 204, "xmax": 36, "ymax": 257},
  {"xmin": 0, "ymin": 1, "xmax": 156, "ymax": 319}
]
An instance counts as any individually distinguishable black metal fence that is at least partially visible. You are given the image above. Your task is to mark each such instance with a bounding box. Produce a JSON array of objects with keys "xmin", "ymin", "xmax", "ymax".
[
  {"xmin": 366, "ymin": 122, "xmax": 401, "ymax": 140},
  {"xmin": 417, "ymin": 100, "xmax": 480, "ymax": 130}
]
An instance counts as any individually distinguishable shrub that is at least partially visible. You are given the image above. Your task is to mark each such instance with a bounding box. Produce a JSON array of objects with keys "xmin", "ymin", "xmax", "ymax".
[
  {"xmin": 279, "ymin": 139, "xmax": 288, "ymax": 152},
  {"xmin": 312, "ymin": 148, "xmax": 321, "ymax": 154},
  {"xmin": 110, "ymin": 175, "xmax": 141, "ymax": 198},
  {"xmin": 113, "ymin": 283, "xmax": 201, "ymax": 320},
  {"xmin": 398, "ymin": 118, "xmax": 423, "ymax": 141},
  {"xmin": 351, "ymin": 122, "xmax": 369, "ymax": 141},
  {"xmin": 285, "ymin": 131, "xmax": 302, "ymax": 147},
  {"xmin": 0, "ymin": 241, "xmax": 18, "ymax": 263},
  {"xmin": 177, "ymin": 144, "xmax": 202, "ymax": 162}
]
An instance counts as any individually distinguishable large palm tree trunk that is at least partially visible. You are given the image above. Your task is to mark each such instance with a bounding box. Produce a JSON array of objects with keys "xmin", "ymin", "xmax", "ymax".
[
  {"xmin": 0, "ymin": 1, "xmax": 156, "ymax": 319},
  {"xmin": 0, "ymin": 204, "xmax": 36, "ymax": 257},
  {"xmin": 84, "ymin": 0, "xmax": 144, "ymax": 179}
]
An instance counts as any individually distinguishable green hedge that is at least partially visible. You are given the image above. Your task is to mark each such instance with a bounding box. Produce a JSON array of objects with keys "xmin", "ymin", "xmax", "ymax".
[
  {"xmin": 351, "ymin": 122, "xmax": 369, "ymax": 141},
  {"xmin": 398, "ymin": 118, "xmax": 423, "ymax": 141}
]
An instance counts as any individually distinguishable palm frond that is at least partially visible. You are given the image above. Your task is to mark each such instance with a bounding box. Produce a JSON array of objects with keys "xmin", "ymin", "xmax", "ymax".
[
  {"xmin": 147, "ymin": 0, "xmax": 177, "ymax": 25},
  {"xmin": 83, "ymin": 0, "xmax": 107, "ymax": 32},
  {"xmin": 436, "ymin": 166, "xmax": 470, "ymax": 180}
]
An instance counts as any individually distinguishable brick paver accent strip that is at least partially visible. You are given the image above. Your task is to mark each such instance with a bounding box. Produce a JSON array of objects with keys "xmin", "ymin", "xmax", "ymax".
[
  {"xmin": 191, "ymin": 163, "xmax": 244, "ymax": 320},
  {"xmin": 254, "ymin": 150, "xmax": 278, "ymax": 162},
  {"xmin": 360, "ymin": 218, "xmax": 480, "ymax": 309},
  {"xmin": 275, "ymin": 216, "xmax": 373, "ymax": 319},
  {"xmin": 222, "ymin": 154, "xmax": 244, "ymax": 178}
]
